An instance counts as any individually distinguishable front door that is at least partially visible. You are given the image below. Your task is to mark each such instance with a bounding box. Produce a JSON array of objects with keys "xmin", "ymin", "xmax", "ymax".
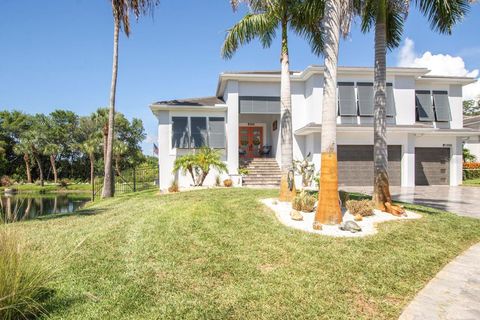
[{"xmin": 239, "ymin": 126, "xmax": 263, "ymax": 159}]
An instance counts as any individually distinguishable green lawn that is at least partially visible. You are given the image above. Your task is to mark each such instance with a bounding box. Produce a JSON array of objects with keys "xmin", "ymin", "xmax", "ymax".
[
  {"xmin": 10, "ymin": 188, "xmax": 480, "ymax": 319},
  {"xmin": 0, "ymin": 183, "xmax": 91, "ymax": 193},
  {"xmin": 463, "ymin": 178, "xmax": 480, "ymax": 186}
]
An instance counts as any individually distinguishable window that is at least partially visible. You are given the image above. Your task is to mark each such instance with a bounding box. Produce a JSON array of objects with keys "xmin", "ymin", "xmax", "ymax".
[
  {"xmin": 208, "ymin": 117, "xmax": 226, "ymax": 148},
  {"xmin": 171, "ymin": 116, "xmax": 225, "ymax": 149},
  {"xmin": 171, "ymin": 117, "xmax": 189, "ymax": 148},
  {"xmin": 432, "ymin": 91, "xmax": 451, "ymax": 122},
  {"xmin": 386, "ymin": 83, "xmax": 396, "ymax": 117},
  {"xmin": 357, "ymin": 82, "xmax": 374, "ymax": 116},
  {"xmin": 239, "ymin": 96, "xmax": 280, "ymax": 114},
  {"xmin": 338, "ymin": 82, "xmax": 357, "ymax": 116},
  {"xmin": 415, "ymin": 90, "xmax": 434, "ymax": 121}
]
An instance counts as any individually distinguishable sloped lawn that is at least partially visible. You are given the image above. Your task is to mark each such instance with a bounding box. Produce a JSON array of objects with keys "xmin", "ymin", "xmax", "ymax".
[{"xmin": 11, "ymin": 188, "xmax": 480, "ymax": 319}]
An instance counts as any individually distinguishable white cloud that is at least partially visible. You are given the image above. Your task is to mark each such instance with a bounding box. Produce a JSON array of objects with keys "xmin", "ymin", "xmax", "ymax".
[
  {"xmin": 145, "ymin": 134, "xmax": 158, "ymax": 144},
  {"xmin": 397, "ymin": 38, "xmax": 480, "ymax": 101}
]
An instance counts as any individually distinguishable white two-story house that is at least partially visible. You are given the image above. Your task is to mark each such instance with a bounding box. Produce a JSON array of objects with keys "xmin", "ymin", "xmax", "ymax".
[{"xmin": 150, "ymin": 65, "xmax": 478, "ymax": 190}]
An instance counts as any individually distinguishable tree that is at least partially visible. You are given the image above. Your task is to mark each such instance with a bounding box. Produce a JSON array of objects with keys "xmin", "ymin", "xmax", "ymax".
[
  {"xmin": 360, "ymin": 0, "xmax": 471, "ymax": 214},
  {"xmin": 222, "ymin": 0, "xmax": 323, "ymax": 201},
  {"xmin": 78, "ymin": 116, "xmax": 103, "ymax": 186},
  {"xmin": 13, "ymin": 141, "xmax": 33, "ymax": 183},
  {"xmin": 173, "ymin": 148, "xmax": 228, "ymax": 187},
  {"xmin": 102, "ymin": 0, "xmax": 160, "ymax": 198},
  {"xmin": 314, "ymin": 0, "xmax": 357, "ymax": 227},
  {"xmin": 464, "ymin": 99, "xmax": 480, "ymax": 116}
]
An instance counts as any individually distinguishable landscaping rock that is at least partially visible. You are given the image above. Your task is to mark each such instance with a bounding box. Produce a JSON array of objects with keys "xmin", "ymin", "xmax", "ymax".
[
  {"xmin": 339, "ymin": 221, "xmax": 362, "ymax": 233},
  {"xmin": 290, "ymin": 209, "xmax": 303, "ymax": 221},
  {"xmin": 312, "ymin": 221, "xmax": 322, "ymax": 230},
  {"xmin": 354, "ymin": 214, "xmax": 363, "ymax": 221}
]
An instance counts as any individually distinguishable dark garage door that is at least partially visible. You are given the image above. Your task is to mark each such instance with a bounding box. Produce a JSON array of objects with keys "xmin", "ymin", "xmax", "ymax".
[
  {"xmin": 338, "ymin": 145, "xmax": 401, "ymax": 186},
  {"xmin": 415, "ymin": 147, "xmax": 450, "ymax": 185}
]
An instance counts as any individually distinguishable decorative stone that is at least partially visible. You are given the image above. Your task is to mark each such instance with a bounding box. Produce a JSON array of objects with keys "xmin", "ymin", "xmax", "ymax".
[
  {"xmin": 339, "ymin": 221, "xmax": 362, "ymax": 233},
  {"xmin": 354, "ymin": 214, "xmax": 363, "ymax": 221},
  {"xmin": 290, "ymin": 209, "xmax": 303, "ymax": 221}
]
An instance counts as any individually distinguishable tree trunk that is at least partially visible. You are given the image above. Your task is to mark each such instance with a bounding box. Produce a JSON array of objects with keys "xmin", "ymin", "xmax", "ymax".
[
  {"xmin": 114, "ymin": 156, "xmax": 121, "ymax": 176},
  {"xmin": 89, "ymin": 153, "xmax": 95, "ymax": 185},
  {"xmin": 34, "ymin": 153, "xmax": 44, "ymax": 187},
  {"xmin": 314, "ymin": 0, "xmax": 343, "ymax": 227},
  {"xmin": 102, "ymin": 13, "xmax": 119, "ymax": 198},
  {"xmin": 24, "ymin": 153, "xmax": 32, "ymax": 183},
  {"xmin": 50, "ymin": 154, "xmax": 58, "ymax": 184},
  {"xmin": 373, "ymin": 0, "xmax": 404, "ymax": 216},
  {"xmin": 278, "ymin": 17, "xmax": 296, "ymax": 202},
  {"xmin": 103, "ymin": 124, "xmax": 109, "ymax": 162}
]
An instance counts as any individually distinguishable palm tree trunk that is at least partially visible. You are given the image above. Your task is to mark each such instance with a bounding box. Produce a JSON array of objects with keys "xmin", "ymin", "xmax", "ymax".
[
  {"xmin": 278, "ymin": 18, "xmax": 296, "ymax": 202},
  {"xmin": 89, "ymin": 153, "xmax": 95, "ymax": 185},
  {"xmin": 114, "ymin": 156, "xmax": 121, "ymax": 176},
  {"xmin": 103, "ymin": 124, "xmax": 109, "ymax": 162},
  {"xmin": 314, "ymin": 0, "xmax": 342, "ymax": 227},
  {"xmin": 24, "ymin": 153, "xmax": 32, "ymax": 183},
  {"xmin": 50, "ymin": 154, "xmax": 58, "ymax": 184},
  {"xmin": 373, "ymin": 1, "xmax": 404, "ymax": 215},
  {"xmin": 34, "ymin": 153, "xmax": 44, "ymax": 187},
  {"xmin": 102, "ymin": 13, "xmax": 119, "ymax": 198}
]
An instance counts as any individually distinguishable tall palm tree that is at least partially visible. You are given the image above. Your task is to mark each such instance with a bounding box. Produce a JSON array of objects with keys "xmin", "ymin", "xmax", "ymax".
[
  {"xmin": 13, "ymin": 142, "xmax": 33, "ymax": 183},
  {"xmin": 222, "ymin": 0, "xmax": 323, "ymax": 201},
  {"xmin": 102, "ymin": 0, "xmax": 159, "ymax": 198},
  {"xmin": 314, "ymin": 0, "xmax": 357, "ymax": 227},
  {"xmin": 360, "ymin": 0, "xmax": 471, "ymax": 214}
]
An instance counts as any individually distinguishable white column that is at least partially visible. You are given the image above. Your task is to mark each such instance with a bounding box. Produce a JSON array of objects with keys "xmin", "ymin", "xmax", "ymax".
[
  {"xmin": 226, "ymin": 80, "xmax": 239, "ymax": 175},
  {"xmin": 402, "ymin": 133, "xmax": 415, "ymax": 187},
  {"xmin": 156, "ymin": 110, "xmax": 172, "ymax": 190},
  {"xmin": 451, "ymin": 137, "xmax": 463, "ymax": 186}
]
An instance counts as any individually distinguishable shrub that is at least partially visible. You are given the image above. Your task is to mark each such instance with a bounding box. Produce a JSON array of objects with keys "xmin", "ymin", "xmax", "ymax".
[
  {"xmin": 238, "ymin": 168, "xmax": 249, "ymax": 176},
  {"xmin": 168, "ymin": 181, "xmax": 179, "ymax": 193},
  {"xmin": 223, "ymin": 179, "xmax": 233, "ymax": 187},
  {"xmin": 292, "ymin": 191, "xmax": 316, "ymax": 212},
  {"xmin": 173, "ymin": 148, "xmax": 227, "ymax": 187},
  {"xmin": 1, "ymin": 176, "xmax": 12, "ymax": 187},
  {"xmin": 345, "ymin": 199, "xmax": 375, "ymax": 217},
  {"xmin": 463, "ymin": 162, "xmax": 480, "ymax": 169},
  {"xmin": 215, "ymin": 175, "xmax": 221, "ymax": 187},
  {"xmin": 58, "ymin": 180, "xmax": 68, "ymax": 188},
  {"xmin": 0, "ymin": 227, "xmax": 54, "ymax": 319}
]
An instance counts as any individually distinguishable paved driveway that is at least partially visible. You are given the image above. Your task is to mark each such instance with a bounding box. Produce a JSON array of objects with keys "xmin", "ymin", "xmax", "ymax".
[{"xmin": 342, "ymin": 186, "xmax": 480, "ymax": 219}]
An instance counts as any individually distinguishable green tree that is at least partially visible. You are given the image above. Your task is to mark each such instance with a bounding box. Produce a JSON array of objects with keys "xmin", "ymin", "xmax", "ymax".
[
  {"xmin": 360, "ymin": 0, "xmax": 471, "ymax": 214},
  {"xmin": 222, "ymin": 0, "xmax": 323, "ymax": 201},
  {"xmin": 78, "ymin": 116, "xmax": 102, "ymax": 185},
  {"xmin": 102, "ymin": 0, "xmax": 160, "ymax": 198},
  {"xmin": 464, "ymin": 99, "xmax": 480, "ymax": 116}
]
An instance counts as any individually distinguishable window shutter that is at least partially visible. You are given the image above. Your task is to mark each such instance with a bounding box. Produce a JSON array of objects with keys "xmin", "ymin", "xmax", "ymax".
[
  {"xmin": 239, "ymin": 96, "xmax": 280, "ymax": 114},
  {"xmin": 190, "ymin": 117, "xmax": 208, "ymax": 148},
  {"xmin": 433, "ymin": 91, "xmax": 451, "ymax": 122},
  {"xmin": 415, "ymin": 90, "xmax": 434, "ymax": 121},
  {"xmin": 171, "ymin": 117, "xmax": 189, "ymax": 148},
  {"xmin": 357, "ymin": 82, "xmax": 374, "ymax": 116},
  {"xmin": 338, "ymin": 82, "xmax": 357, "ymax": 116},
  {"xmin": 208, "ymin": 117, "xmax": 225, "ymax": 148}
]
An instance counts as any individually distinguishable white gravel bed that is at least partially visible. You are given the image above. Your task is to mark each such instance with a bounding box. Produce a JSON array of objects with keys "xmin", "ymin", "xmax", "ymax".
[{"xmin": 261, "ymin": 198, "xmax": 422, "ymax": 238}]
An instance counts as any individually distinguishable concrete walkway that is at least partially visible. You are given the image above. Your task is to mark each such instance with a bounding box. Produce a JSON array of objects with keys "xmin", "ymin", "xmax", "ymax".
[
  {"xmin": 399, "ymin": 243, "xmax": 480, "ymax": 320},
  {"xmin": 343, "ymin": 186, "xmax": 480, "ymax": 219}
]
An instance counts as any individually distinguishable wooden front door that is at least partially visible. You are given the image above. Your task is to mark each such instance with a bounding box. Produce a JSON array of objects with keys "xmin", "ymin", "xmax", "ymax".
[{"xmin": 239, "ymin": 126, "xmax": 263, "ymax": 159}]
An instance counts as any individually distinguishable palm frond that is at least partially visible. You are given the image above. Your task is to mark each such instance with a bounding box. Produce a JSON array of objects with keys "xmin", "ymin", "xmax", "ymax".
[
  {"xmin": 414, "ymin": 0, "xmax": 471, "ymax": 34},
  {"xmin": 221, "ymin": 12, "xmax": 278, "ymax": 59}
]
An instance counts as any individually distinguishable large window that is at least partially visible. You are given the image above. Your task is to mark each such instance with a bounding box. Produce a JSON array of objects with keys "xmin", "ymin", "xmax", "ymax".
[
  {"xmin": 351, "ymin": 82, "xmax": 396, "ymax": 117},
  {"xmin": 239, "ymin": 96, "xmax": 280, "ymax": 114},
  {"xmin": 338, "ymin": 82, "xmax": 357, "ymax": 116},
  {"xmin": 432, "ymin": 91, "xmax": 451, "ymax": 122},
  {"xmin": 171, "ymin": 116, "xmax": 225, "ymax": 149}
]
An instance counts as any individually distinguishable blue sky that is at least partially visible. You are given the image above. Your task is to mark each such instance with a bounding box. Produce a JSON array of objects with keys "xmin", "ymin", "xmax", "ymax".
[{"xmin": 1, "ymin": 0, "xmax": 479, "ymax": 154}]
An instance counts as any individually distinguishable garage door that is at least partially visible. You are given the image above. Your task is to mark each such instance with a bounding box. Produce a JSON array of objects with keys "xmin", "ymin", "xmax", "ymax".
[
  {"xmin": 415, "ymin": 148, "xmax": 450, "ymax": 185},
  {"xmin": 338, "ymin": 145, "xmax": 401, "ymax": 186}
]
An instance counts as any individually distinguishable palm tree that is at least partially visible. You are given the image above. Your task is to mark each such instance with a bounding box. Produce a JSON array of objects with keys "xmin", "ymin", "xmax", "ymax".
[
  {"xmin": 13, "ymin": 142, "xmax": 33, "ymax": 183},
  {"xmin": 113, "ymin": 140, "xmax": 129, "ymax": 176},
  {"xmin": 222, "ymin": 0, "xmax": 323, "ymax": 201},
  {"xmin": 102, "ymin": 0, "xmax": 159, "ymax": 198},
  {"xmin": 314, "ymin": 0, "xmax": 357, "ymax": 227},
  {"xmin": 360, "ymin": 0, "xmax": 471, "ymax": 214},
  {"xmin": 44, "ymin": 143, "xmax": 61, "ymax": 184}
]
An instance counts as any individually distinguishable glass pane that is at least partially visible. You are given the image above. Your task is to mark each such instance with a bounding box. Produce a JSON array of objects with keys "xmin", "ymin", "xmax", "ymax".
[
  {"xmin": 172, "ymin": 117, "xmax": 189, "ymax": 148},
  {"xmin": 191, "ymin": 117, "xmax": 207, "ymax": 148}
]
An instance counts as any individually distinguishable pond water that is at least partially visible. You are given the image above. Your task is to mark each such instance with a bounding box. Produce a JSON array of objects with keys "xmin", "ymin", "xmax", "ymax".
[{"xmin": 0, "ymin": 193, "xmax": 90, "ymax": 223}]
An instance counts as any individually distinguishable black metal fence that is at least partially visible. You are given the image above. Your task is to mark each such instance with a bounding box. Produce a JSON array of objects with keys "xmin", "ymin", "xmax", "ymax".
[{"xmin": 92, "ymin": 165, "xmax": 158, "ymax": 200}]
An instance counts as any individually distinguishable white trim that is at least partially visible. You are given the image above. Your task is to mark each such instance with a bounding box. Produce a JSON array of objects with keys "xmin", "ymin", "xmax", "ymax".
[{"xmin": 150, "ymin": 104, "xmax": 227, "ymax": 112}]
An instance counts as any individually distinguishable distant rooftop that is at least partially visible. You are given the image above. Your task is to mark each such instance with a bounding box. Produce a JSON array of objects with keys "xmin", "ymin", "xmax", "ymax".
[{"xmin": 152, "ymin": 96, "xmax": 224, "ymax": 107}]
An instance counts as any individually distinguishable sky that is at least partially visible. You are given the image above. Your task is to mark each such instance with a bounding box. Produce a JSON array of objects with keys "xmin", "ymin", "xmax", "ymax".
[{"xmin": 1, "ymin": 0, "xmax": 479, "ymax": 154}]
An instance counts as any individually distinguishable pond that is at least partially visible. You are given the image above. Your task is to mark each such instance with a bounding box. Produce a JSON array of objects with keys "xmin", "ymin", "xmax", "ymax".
[{"xmin": 0, "ymin": 193, "xmax": 90, "ymax": 223}]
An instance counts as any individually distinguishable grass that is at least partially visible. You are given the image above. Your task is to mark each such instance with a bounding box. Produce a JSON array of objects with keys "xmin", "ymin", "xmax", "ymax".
[
  {"xmin": 0, "ymin": 183, "xmax": 91, "ymax": 193},
  {"xmin": 8, "ymin": 188, "xmax": 480, "ymax": 319},
  {"xmin": 463, "ymin": 178, "xmax": 480, "ymax": 186},
  {"xmin": 0, "ymin": 227, "xmax": 55, "ymax": 319}
]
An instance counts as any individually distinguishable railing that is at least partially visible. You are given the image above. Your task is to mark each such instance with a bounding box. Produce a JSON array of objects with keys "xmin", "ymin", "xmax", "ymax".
[{"xmin": 92, "ymin": 165, "xmax": 158, "ymax": 200}]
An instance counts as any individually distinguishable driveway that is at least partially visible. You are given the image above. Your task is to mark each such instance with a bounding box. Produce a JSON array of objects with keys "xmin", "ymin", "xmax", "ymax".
[{"xmin": 342, "ymin": 186, "xmax": 480, "ymax": 219}]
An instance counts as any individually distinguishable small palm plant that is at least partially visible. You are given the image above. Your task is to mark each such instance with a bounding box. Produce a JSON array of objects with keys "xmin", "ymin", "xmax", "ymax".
[{"xmin": 173, "ymin": 148, "xmax": 228, "ymax": 187}]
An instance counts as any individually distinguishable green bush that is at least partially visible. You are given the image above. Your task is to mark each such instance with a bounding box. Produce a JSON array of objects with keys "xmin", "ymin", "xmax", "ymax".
[
  {"xmin": 345, "ymin": 199, "xmax": 374, "ymax": 217},
  {"xmin": 0, "ymin": 227, "xmax": 54, "ymax": 319},
  {"xmin": 463, "ymin": 169, "xmax": 480, "ymax": 180},
  {"xmin": 292, "ymin": 191, "xmax": 316, "ymax": 212}
]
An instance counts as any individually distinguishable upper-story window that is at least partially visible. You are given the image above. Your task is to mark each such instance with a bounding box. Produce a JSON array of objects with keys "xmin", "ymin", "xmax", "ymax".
[
  {"xmin": 338, "ymin": 82, "xmax": 396, "ymax": 117},
  {"xmin": 171, "ymin": 116, "xmax": 226, "ymax": 149},
  {"xmin": 415, "ymin": 90, "xmax": 451, "ymax": 122},
  {"xmin": 239, "ymin": 96, "xmax": 281, "ymax": 114}
]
